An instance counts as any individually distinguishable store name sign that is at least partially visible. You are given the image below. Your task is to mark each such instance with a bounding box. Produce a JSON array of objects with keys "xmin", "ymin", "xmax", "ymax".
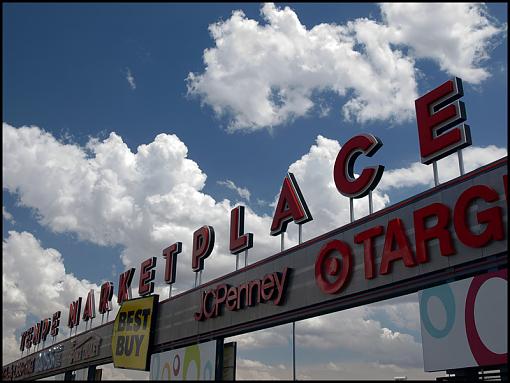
[{"xmin": 194, "ymin": 267, "xmax": 290, "ymax": 321}]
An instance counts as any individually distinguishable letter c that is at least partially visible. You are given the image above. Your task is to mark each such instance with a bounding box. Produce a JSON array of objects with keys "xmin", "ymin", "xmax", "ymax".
[{"xmin": 333, "ymin": 134, "xmax": 384, "ymax": 198}]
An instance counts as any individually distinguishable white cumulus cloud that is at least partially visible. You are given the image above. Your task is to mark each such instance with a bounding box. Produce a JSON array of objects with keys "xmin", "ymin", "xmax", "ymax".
[
  {"xmin": 217, "ymin": 179, "xmax": 251, "ymax": 201},
  {"xmin": 2, "ymin": 231, "xmax": 112, "ymax": 364},
  {"xmin": 126, "ymin": 67, "xmax": 136, "ymax": 90},
  {"xmin": 3, "ymin": 206, "xmax": 15, "ymax": 223},
  {"xmin": 187, "ymin": 3, "xmax": 505, "ymax": 132},
  {"xmin": 380, "ymin": 3, "xmax": 507, "ymax": 84}
]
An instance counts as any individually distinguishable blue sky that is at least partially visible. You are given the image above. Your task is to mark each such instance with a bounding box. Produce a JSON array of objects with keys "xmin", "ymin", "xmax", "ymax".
[{"xmin": 2, "ymin": 3, "xmax": 507, "ymax": 380}]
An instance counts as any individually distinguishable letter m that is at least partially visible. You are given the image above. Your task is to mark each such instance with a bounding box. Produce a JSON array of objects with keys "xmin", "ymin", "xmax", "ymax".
[{"xmin": 68, "ymin": 297, "xmax": 82, "ymax": 329}]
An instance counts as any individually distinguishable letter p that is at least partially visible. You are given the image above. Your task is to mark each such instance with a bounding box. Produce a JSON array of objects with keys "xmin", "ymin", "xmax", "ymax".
[{"xmin": 192, "ymin": 226, "xmax": 215, "ymax": 272}]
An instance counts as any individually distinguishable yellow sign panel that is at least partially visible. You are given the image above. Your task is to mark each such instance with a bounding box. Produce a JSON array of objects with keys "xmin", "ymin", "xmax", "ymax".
[{"xmin": 111, "ymin": 295, "xmax": 158, "ymax": 371}]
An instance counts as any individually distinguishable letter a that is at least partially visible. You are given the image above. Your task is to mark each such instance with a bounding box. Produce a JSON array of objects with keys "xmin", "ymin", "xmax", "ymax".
[{"xmin": 270, "ymin": 172, "xmax": 312, "ymax": 236}]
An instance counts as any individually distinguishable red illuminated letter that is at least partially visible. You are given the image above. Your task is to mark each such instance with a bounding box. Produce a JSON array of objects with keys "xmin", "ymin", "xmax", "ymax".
[
  {"xmin": 41, "ymin": 318, "xmax": 51, "ymax": 342},
  {"xmin": 163, "ymin": 242, "xmax": 182, "ymax": 284},
  {"xmin": 454, "ymin": 185, "xmax": 504, "ymax": 248},
  {"xmin": 333, "ymin": 134, "xmax": 384, "ymax": 198},
  {"xmin": 354, "ymin": 225, "xmax": 384, "ymax": 279},
  {"xmin": 139, "ymin": 257, "xmax": 157, "ymax": 296},
  {"xmin": 415, "ymin": 77, "xmax": 471, "ymax": 164},
  {"xmin": 192, "ymin": 226, "xmax": 215, "ymax": 272},
  {"xmin": 117, "ymin": 268, "xmax": 135, "ymax": 304},
  {"xmin": 82, "ymin": 289, "xmax": 96, "ymax": 322},
  {"xmin": 68, "ymin": 297, "xmax": 82, "ymax": 329},
  {"xmin": 33, "ymin": 322, "xmax": 41, "ymax": 345},
  {"xmin": 20, "ymin": 332, "xmax": 27, "ymax": 352},
  {"xmin": 51, "ymin": 311, "xmax": 61, "ymax": 337},
  {"xmin": 98, "ymin": 281, "xmax": 114, "ymax": 314},
  {"xmin": 25, "ymin": 328, "xmax": 33, "ymax": 349},
  {"xmin": 270, "ymin": 172, "xmax": 312, "ymax": 236},
  {"xmin": 230, "ymin": 206, "xmax": 254, "ymax": 254},
  {"xmin": 380, "ymin": 218, "xmax": 416, "ymax": 275},
  {"xmin": 414, "ymin": 202, "xmax": 455, "ymax": 263}
]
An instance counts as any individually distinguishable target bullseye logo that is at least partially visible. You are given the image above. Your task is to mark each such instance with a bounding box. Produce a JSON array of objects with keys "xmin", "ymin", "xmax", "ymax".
[{"xmin": 315, "ymin": 240, "xmax": 353, "ymax": 294}]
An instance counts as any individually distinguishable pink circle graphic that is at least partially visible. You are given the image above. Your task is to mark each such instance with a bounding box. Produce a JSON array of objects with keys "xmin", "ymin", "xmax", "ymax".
[{"xmin": 465, "ymin": 269, "xmax": 507, "ymax": 366}]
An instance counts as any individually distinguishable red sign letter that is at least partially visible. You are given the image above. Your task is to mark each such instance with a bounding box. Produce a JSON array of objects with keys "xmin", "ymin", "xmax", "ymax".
[
  {"xmin": 139, "ymin": 257, "xmax": 157, "ymax": 296},
  {"xmin": 354, "ymin": 225, "xmax": 384, "ymax": 279},
  {"xmin": 68, "ymin": 297, "xmax": 82, "ymax": 329},
  {"xmin": 82, "ymin": 289, "xmax": 96, "ymax": 322},
  {"xmin": 117, "ymin": 268, "xmax": 135, "ymax": 304},
  {"xmin": 99, "ymin": 281, "xmax": 114, "ymax": 314},
  {"xmin": 230, "ymin": 206, "xmax": 254, "ymax": 254},
  {"xmin": 51, "ymin": 311, "xmax": 61, "ymax": 337},
  {"xmin": 163, "ymin": 242, "xmax": 182, "ymax": 285},
  {"xmin": 414, "ymin": 202, "xmax": 455, "ymax": 263},
  {"xmin": 454, "ymin": 185, "xmax": 504, "ymax": 248},
  {"xmin": 41, "ymin": 318, "xmax": 51, "ymax": 342},
  {"xmin": 270, "ymin": 172, "xmax": 312, "ymax": 236},
  {"xmin": 333, "ymin": 134, "xmax": 384, "ymax": 198},
  {"xmin": 379, "ymin": 218, "xmax": 416, "ymax": 275},
  {"xmin": 415, "ymin": 77, "xmax": 471, "ymax": 164},
  {"xmin": 192, "ymin": 226, "xmax": 215, "ymax": 272}
]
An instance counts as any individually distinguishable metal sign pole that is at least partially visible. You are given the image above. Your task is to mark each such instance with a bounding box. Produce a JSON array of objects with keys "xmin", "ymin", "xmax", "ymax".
[
  {"xmin": 281, "ymin": 232, "xmax": 285, "ymax": 252},
  {"xmin": 194, "ymin": 272, "xmax": 198, "ymax": 288},
  {"xmin": 199, "ymin": 270, "xmax": 202, "ymax": 286},
  {"xmin": 458, "ymin": 149, "xmax": 465, "ymax": 176},
  {"xmin": 349, "ymin": 198, "xmax": 354, "ymax": 223},
  {"xmin": 433, "ymin": 161, "xmax": 439, "ymax": 186},
  {"xmin": 244, "ymin": 249, "xmax": 248, "ymax": 267},
  {"xmin": 236, "ymin": 253, "xmax": 239, "ymax": 271},
  {"xmin": 292, "ymin": 225, "xmax": 303, "ymax": 381},
  {"xmin": 369, "ymin": 190, "xmax": 373, "ymax": 215},
  {"xmin": 169, "ymin": 283, "xmax": 173, "ymax": 299}
]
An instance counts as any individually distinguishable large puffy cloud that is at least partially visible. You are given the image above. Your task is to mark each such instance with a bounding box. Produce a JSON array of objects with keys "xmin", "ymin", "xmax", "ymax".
[
  {"xmin": 379, "ymin": 145, "xmax": 507, "ymax": 191},
  {"xmin": 187, "ymin": 3, "xmax": 505, "ymax": 131},
  {"xmin": 380, "ymin": 3, "xmax": 506, "ymax": 84},
  {"xmin": 187, "ymin": 3, "xmax": 417, "ymax": 131},
  {"xmin": 234, "ymin": 358, "xmax": 443, "ymax": 380},
  {"xmin": 2, "ymin": 231, "xmax": 110, "ymax": 365}
]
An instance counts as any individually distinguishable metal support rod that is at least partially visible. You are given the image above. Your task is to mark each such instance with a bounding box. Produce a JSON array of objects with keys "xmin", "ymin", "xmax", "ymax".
[
  {"xmin": 349, "ymin": 198, "xmax": 354, "ymax": 223},
  {"xmin": 458, "ymin": 149, "xmax": 465, "ymax": 176},
  {"xmin": 433, "ymin": 161, "xmax": 439, "ymax": 186},
  {"xmin": 194, "ymin": 272, "xmax": 198, "ymax": 288},
  {"xmin": 369, "ymin": 190, "xmax": 373, "ymax": 215},
  {"xmin": 236, "ymin": 253, "xmax": 239, "ymax": 271},
  {"xmin": 169, "ymin": 284, "xmax": 173, "ymax": 298},
  {"xmin": 101, "ymin": 314, "xmax": 104, "ymax": 324},
  {"xmin": 244, "ymin": 249, "xmax": 248, "ymax": 267},
  {"xmin": 106, "ymin": 311, "xmax": 109, "ymax": 322},
  {"xmin": 292, "ymin": 226, "xmax": 301, "ymax": 381},
  {"xmin": 199, "ymin": 270, "xmax": 202, "ymax": 286},
  {"xmin": 281, "ymin": 232, "xmax": 285, "ymax": 252},
  {"xmin": 292, "ymin": 321, "xmax": 296, "ymax": 381}
]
